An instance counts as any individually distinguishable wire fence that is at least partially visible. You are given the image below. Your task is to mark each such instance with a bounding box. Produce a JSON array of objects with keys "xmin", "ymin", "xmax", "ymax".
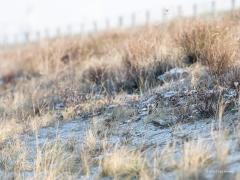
[{"xmin": 0, "ymin": 0, "xmax": 239, "ymax": 47}]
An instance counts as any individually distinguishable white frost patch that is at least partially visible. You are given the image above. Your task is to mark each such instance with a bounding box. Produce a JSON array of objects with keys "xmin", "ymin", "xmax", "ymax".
[{"xmin": 162, "ymin": 90, "xmax": 177, "ymax": 98}]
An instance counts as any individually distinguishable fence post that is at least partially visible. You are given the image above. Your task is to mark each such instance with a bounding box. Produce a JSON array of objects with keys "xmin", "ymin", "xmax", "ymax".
[
  {"xmin": 193, "ymin": 4, "xmax": 197, "ymax": 17},
  {"xmin": 56, "ymin": 28, "xmax": 61, "ymax": 37},
  {"xmin": 80, "ymin": 24, "xmax": 84, "ymax": 34},
  {"xmin": 24, "ymin": 32, "xmax": 29, "ymax": 43},
  {"xmin": 2, "ymin": 36, "xmax": 8, "ymax": 46},
  {"xmin": 36, "ymin": 31, "xmax": 40, "ymax": 40},
  {"xmin": 105, "ymin": 18, "xmax": 110, "ymax": 29},
  {"xmin": 232, "ymin": 0, "xmax": 236, "ymax": 10},
  {"xmin": 131, "ymin": 13, "xmax": 136, "ymax": 27},
  {"xmin": 145, "ymin": 10, "xmax": 150, "ymax": 26},
  {"xmin": 118, "ymin": 16, "xmax": 123, "ymax": 27},
  {"xmin": 93, "ymin": 21, "xmax": 98, "ymax": 32},
  {"xmin": 177, "ymin": 5, "xmax": 182, "ymax": 17},
  {"xmin": 13, "ymin": 34, "xmax": 18, "ymax": 45},
  {"xmin": 44, "ymin": 29, "xmax": 49, "ymax": 39},
  {"xmin": 67, "ymin": 25, "xmax": 72, "ymax": 36},
  {"xmin": 162, "ymin": 8, "xmax": 167, "ymax": 22},
  {"xmin": 0, "ymin": 37, "xmax": 4, "ymax": 47},
  {"xmin": 211, "ymin": 1, "xmax": 216, "ymax": 16}
]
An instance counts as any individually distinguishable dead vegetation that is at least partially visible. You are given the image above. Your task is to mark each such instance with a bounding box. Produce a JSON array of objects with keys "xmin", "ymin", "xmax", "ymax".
[
  {"xmin": 0, "ymin": 9, "xmax": 239, "ymax": 179},
  {"xmin": 177, "ymin": 20, "xmax": 238, "ymax": 77}
]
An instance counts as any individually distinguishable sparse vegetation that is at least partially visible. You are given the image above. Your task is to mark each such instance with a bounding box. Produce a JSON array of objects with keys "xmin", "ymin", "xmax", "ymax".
[
  {"xmin": 0, "ymin": 9, "xmax": 239, "ymax": 179},
  {"xmin": 178, "ymin": 140, "xmax": 213, "ymax": 179},
  {"xmin": 100, "ymin": 147, "xmax": 149, "ymax": 178},
  {"xmin": 177, "ymin": 20, "xmax": 238, "ymax": 77}
]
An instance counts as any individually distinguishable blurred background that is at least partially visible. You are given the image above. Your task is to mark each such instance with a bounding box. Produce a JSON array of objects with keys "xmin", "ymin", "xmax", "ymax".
[{"xmin": 0, "ymin": 0, "xmax": 239, "ymax": 45}]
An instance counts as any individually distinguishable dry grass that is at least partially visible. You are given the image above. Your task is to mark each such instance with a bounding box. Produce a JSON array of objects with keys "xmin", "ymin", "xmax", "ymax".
[
  {"xmin": 83, "ymin": 129, "xmax": 97, "ymax": 153},
  {"xmin": 100, "ymin": 147, "xmax": 149, "ymax": 179},
  {"xmin": 177, "ymin": 20, "xmax": 238, "ymax": 77},
  {"xmin": 178, "ymin": 140, "xmax": 213, "ymax": 179},
  {"xmin": 212, "ymin": 131, "xmax": 230, "ymax": 167},
  {"xmin": 0, "ymin": 123, "xmax": 236, "ymax": 179},
  {"xmin": 34, "ymin": 139, "xmax": 75, "ymax": 179},
  {"xmin": 0, "ymin": 139, "xmax": 30, "ymax": 175},
  {"xmin": 0, "ymin": 9, "xmax": 239, "ymax": 180}
]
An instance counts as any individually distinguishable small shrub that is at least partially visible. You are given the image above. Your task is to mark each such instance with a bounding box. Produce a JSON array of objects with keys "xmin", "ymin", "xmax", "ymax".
[
  {"xmin": 82, "ymin": 56, "xmax": 172, "ymax": 94},
  {"xmin": 121, "ymin": 57, "xmax": 172, "ymax": 93},
  {"xmin": 85, "ymin": 65, "xmax": 108, "ymax": 85},
  {"xmin": 178, "ymin": 21, "xmax": 237, "ymax": 76}
]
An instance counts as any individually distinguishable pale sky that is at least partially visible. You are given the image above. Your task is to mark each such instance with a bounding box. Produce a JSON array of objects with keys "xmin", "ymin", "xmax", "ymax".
[{"xmin": 0, "ymin": 0, "xmax": 237, "ymax": 43}]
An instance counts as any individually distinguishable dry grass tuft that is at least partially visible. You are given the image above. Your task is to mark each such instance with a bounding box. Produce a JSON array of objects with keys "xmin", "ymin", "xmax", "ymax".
[
  {"xmin": 34, "ymin": 139, "xmax": 75, "ymax": 179},
  {"xmin": 0, "ymin": 120, "xmax": 24, "ymax": 143},
  {"xmin": 0, "ymin": 139, "xmax": 30, "ymax": 175},
  {"xmin": 79, "ymin": 129, "xmax": 98, "ymax": 176},
  {"xmin": 178, "ymin": 140, "xmax": 213, "ymax": 179},
  {"xmin": 83, "ymin": 129, "xmax": 97, "ymax": 153},
  {"xmin": 100, "ymin": 147, "xmax": 149, "ymax": 178},
  {"xmin": 178, "ymin": 21, "xmax": 238, "ymax": 76},
  {"xmin": 212, "ymin": 131, "xmax": 230, "ymax": 167},
  {"xmin": 0, "ymin": 10, "xmax": 239, "ymax": 179}
]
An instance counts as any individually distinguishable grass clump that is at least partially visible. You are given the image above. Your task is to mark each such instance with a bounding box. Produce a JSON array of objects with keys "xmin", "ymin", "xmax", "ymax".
[
  {"xmin": 178, "ymin": 140, "xmax": 213, "ymax": 179},
  {"xmin": 34, "ymin": 139, "xmax": 75, "ymax": 179},
  {"xmin": 0, "ymin": 139, "xmax": 30, "ymax": 175},
  {"xmin": 178, "ymin": 21, "xmax": 238, "ymax": 76},
  {"xmin": 101, "ymin": 147, "xmax": 149, "ymax": 179}
]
